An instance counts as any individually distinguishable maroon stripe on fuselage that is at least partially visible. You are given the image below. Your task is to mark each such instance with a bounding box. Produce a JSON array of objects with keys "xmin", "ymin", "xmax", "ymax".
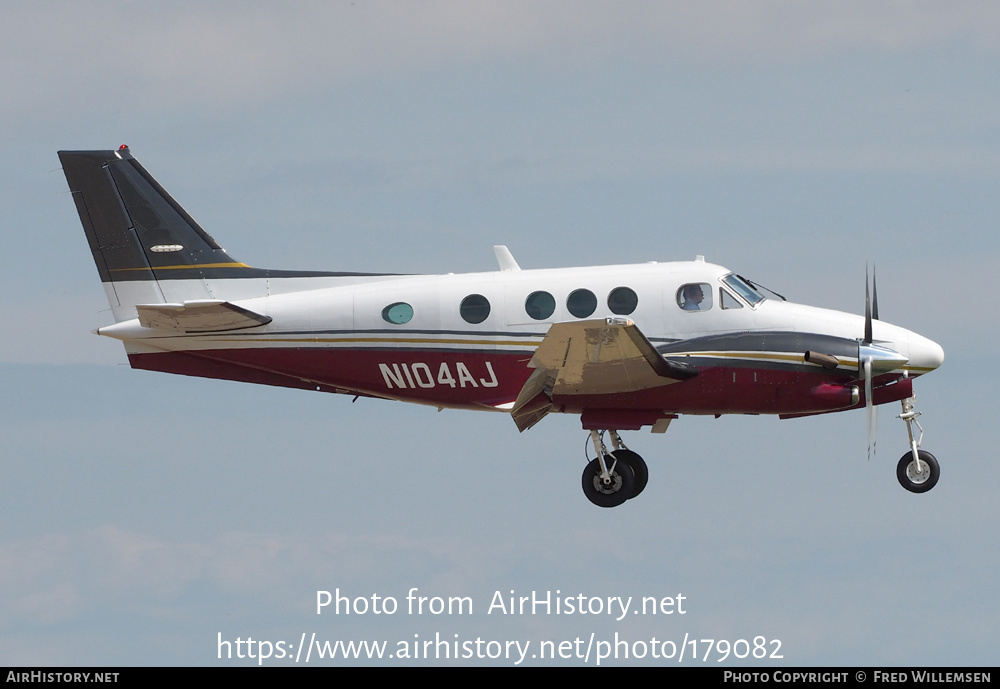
[
  {"xmin": 129, "ymin": 348, "xmax": 532, "ymax": 409},
  {"xmin": 126, "ymin": 347, "xmax": 903, "ymax": 416},
  {"xmin": 553, "ymin": 367, "xmax": 848, "ymax": 415}
]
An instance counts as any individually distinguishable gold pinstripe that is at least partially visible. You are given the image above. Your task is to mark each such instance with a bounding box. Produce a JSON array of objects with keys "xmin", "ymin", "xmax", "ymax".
[
  {"xmin": 202, "ymin": 335, "xmax": 544, "ymax": 347},
  {"xmin": 110, "ymin": 263, "xmax": 252, "ymax": 272}
]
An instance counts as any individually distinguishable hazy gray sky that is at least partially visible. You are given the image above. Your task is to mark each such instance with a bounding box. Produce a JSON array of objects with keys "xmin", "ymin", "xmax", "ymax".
[{"xmin": 1, "ymin": 2, "xmax": 997, "ymax": 665}]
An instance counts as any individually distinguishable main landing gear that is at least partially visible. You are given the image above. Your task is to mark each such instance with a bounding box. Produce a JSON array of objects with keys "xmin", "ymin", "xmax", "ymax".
[
  {"xmin": 895, "ymin": 396, "xmax": 940, "ymax": 493},
  {"xmin": 582, "ymin": 430, "xmax": 649, "ymax": 508}
]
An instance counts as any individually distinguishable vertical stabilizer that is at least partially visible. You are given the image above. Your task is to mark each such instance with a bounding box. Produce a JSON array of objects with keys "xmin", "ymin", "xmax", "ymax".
[{"xmin": 59, "ymin": 146, "xmax": 246, "ymax": 320}]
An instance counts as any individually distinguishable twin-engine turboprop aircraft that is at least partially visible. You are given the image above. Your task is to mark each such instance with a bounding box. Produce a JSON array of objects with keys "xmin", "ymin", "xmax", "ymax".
[{"xmin": 59, "ymin": 146, "xmax": 945, "ymax": 507}]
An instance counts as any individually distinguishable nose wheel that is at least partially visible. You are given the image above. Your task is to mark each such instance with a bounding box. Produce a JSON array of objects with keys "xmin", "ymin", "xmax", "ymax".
[{"xmin": 897, "ymin": 450, "xmax": 939, "ymax": 493}]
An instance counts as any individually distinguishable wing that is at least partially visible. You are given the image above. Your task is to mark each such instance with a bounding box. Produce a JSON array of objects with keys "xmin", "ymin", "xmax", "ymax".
[{"xmin": 510, "ymin": 318, "xmax": 698, "ymax": 431}]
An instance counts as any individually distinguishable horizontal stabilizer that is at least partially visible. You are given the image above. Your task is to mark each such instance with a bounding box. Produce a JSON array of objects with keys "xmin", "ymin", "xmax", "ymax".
[{"xmin": 136, "ymin": 300, "xmax": 271, "ymax": 333}]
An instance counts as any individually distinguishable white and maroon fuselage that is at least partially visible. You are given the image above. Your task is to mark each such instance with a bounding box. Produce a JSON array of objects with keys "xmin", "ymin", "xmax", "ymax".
[
  {"xmin": 59, "ymin": 147, "xmax": 942, "ymax": 435},
  {"xmin": 96, "ymin": 258, "xmax": 943, "ymax": 428}
]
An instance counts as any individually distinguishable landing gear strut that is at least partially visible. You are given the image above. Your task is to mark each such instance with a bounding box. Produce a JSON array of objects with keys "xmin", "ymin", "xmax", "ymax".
[
  {"xmin": 896, "ymin": 396, "xmax": 940, "ymax": 493},
  {"xmin": 581, "ymin": 430, "xmax": 648, "ymax": 508}
]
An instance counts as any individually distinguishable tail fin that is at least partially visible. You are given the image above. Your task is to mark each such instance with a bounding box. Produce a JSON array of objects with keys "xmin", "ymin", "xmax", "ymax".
[
  {"xmin": 59, "ymin": 146, "xmax": 249, "ymax": 320},
  {"xmin": 62, "ymin": 146, "xmax": 397, "ymax": 322}
]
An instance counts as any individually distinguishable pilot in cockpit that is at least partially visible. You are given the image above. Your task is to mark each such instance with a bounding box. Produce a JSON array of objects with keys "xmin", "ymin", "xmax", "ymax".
[{"xmin": 680, "ymin": 284, "xmax": 705, "ymax": 310}]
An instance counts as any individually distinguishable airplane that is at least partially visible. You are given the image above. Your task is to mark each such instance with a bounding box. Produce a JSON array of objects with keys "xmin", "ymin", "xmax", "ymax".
[{"xmin": 58, "ymin": 146, "xmax": 945, "ymax": 507}]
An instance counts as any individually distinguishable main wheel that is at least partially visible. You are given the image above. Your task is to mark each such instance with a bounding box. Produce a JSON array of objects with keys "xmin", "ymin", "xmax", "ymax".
[
  {"xmin": 609, "ymin": 449, "xmax": 648, "ymax": 498},
  {"xmin": 896, "ymin": 450, "xmax": 939, "ymax": 493},
  {"xmin": 581, "ymin": 457, "xmax": 635, "ymax": 508}
]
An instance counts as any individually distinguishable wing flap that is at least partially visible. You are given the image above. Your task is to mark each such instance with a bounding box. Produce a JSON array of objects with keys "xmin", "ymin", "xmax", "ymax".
[
  {"xmin": 511, "ymin": 367, "xmax": 556, "ymax": 432},
  {"xmin": 135, "ymin": 300, "xmax": 271, "ymax": 333}
]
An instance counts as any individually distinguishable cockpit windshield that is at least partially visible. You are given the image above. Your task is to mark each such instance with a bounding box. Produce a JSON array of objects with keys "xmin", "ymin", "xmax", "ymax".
[{"xmin": 723, "ymin": 274, "xmax": 765, "ymax": 306}]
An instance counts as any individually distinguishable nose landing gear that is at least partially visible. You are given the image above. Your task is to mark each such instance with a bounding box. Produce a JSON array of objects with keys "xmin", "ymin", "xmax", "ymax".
[{"xmin": 896, "ymin": 396, "xmax": 940, "ymax": 493}]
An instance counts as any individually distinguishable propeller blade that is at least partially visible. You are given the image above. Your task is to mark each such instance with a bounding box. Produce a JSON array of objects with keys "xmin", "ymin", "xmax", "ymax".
[
  {"xmin": 872, "ymin": 264, "xmax": 879, "ymax": 322},
  {"xmin": 872, "ymin": 404, "xmax": 879, "ymax": 459},
  {"xmin": 864, "ymin": 265, "xmax": 873, "ymax": 344},
  {"xmin": 861, "ymin": 265, "xmax": 888, "ymax": 460},
  {"xmin": 864, "ymin": 356, "xmax": 874, "ymax": 461}
]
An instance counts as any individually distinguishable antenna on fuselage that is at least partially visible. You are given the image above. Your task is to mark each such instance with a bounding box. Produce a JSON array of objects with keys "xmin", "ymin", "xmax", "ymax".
[{"xmin": 494, "ymin": 245, "xmax": 521, "ymax": 271}]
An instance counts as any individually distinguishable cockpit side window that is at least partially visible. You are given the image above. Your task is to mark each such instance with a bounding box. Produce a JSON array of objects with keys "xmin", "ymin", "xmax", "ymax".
[
  {"xmin": 677, "ymin": 283, "xmax": 712, "ymax": 311},
  {"xmin": 720, "ymin": 288, "xmax": 743, "ymax": 309}
]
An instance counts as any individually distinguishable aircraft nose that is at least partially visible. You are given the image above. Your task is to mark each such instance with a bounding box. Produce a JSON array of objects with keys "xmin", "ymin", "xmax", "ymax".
[{"xmin": 909, "ymin": 334, "xmax": 944, "ymax": 374}]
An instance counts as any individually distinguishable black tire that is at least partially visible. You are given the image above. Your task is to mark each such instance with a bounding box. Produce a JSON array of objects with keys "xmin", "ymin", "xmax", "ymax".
[
  {"xmin": 610, "ymin": 449, "xmax": 648, "ymax": 498},
  {"xmin": 581, "ymin": 457, "xmax": 635, "ymax": 508},
  {"xmin": 896, "ymin": 450, "xmax": 939, "ymax": 493}
]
